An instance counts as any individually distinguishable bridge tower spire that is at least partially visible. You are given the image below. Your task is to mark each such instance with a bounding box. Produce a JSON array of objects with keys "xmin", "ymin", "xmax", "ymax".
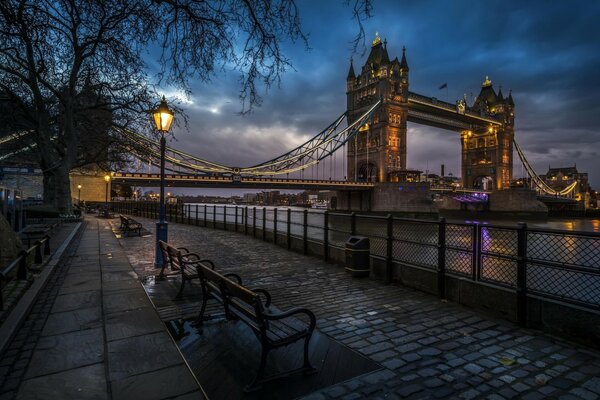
[
  {"xmin": 346, "ymin": 34, "xmax": 408, "ymax": 183},
  {"xmin": 460, "ymin": 77, "xmax": 515, "ymax": 190}
]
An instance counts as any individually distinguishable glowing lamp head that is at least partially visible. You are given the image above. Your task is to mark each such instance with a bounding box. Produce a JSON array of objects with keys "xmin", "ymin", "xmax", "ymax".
[
  {"xmin": 77, "ymin": 184, "xmax": 82, "ymax": 189},
  {"xmin": 104, "ymin": 175, "xmax": 111, "ymax": 183},
  {"xmin": 152, "ymin": 96, "xmax": 174, "ymax": 133}
]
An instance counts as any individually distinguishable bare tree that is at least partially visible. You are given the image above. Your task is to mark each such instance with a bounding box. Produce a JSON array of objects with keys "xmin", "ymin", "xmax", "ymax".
[{"xmin": 0, "ymin": 0, "xmax": 372, "ymax": 213}]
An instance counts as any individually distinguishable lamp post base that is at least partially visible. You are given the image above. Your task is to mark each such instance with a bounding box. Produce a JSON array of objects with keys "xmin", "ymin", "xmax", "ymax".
[{"xmin": 154, "ymin": 221, "xmax": 169, "ymax": 268}]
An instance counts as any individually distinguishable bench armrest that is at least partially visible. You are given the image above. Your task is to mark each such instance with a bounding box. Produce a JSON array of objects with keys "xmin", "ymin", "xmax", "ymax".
[
  {"xmin": 249, "ymin": 288, "xmax": 272, "ymax": 307},
  {"xmin": 223, "ymin": 273, "xmax": 242, "ymax": 284},
  {"xmin": 177, "ymin": 247, "xmax": 190, "ymax": 253},
  {"xmin": 263, "ymin": 308, "xmax": 316, "ymax": 331}
]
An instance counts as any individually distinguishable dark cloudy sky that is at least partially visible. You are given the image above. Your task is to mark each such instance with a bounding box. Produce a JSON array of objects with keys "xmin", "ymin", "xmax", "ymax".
[{"xmin": 161, "ymin": 0, "xmax": 600, "ymax": 193}]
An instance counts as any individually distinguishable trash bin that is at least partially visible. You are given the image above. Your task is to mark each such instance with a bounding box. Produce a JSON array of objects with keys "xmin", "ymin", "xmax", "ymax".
[{"xmin": 345, "ymin": 236, "xmax": 370, "ymax": 277}]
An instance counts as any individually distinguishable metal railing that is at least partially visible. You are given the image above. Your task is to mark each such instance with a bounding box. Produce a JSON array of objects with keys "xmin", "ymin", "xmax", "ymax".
[
  {"xmin": 110, "ymin": 201, "xmax": 600, "ymax": 320},
  {"xmin": 0, "ymin": 236, "xmax": 50, "ymax": 310}
]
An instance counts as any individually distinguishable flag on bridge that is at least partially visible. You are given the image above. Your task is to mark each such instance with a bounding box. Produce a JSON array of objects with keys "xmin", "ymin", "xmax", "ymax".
[{"xmin": 438, "ymin": 83, "xmax": 448, "ymax": 90}]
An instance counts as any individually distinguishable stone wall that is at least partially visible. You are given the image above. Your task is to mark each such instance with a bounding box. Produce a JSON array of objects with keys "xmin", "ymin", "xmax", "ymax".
[
  {"xmin": 0, "ymin": 170, "xmax": 43, "ymax": 199},
  {"xmin": 489, "ymin": 188, "xmax": 548, "ymax": 214}
]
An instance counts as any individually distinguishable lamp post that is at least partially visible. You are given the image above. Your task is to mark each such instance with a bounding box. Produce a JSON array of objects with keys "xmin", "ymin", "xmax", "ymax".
[
  {"xmin": 77, "ymin": 184, "xmax": 82, "ymax": 208},
  {"xmin": 104, "ymin": 175, "xmax": 111, "ymax": 217},
  {"xmin": 151, "ymin": 96, "xmax": 174, "ymax": 267}
]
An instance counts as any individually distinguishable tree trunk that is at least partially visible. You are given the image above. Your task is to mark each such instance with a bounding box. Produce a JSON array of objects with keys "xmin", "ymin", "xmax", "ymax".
[{"xmin": 52, "ymin": 163, "xmax": 72, "ymax": 214}]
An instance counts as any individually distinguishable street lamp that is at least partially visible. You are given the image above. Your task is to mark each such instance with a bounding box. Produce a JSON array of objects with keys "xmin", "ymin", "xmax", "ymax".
[
  {"xmin": 104, "ymin": 175, "xmax": 111, "ymax": 217},
  {"xmin": 77, "ymin": 184, "xmax": 82, "ymax": 208},
  {"xmin": 151, "ymin": 96, "xmax": 174, "ymax": 267}
]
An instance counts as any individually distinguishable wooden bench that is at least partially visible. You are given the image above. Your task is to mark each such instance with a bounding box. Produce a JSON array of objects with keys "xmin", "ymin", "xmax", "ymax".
[
  {"xmin": 119, "ymin": 215, "xmax": 143, "ymax": 236},
  {"xmin": 195, "ymin": 262, "xmax": 317, "ymax": 392},
  {"xmin": 158, "ymin": 240, "xmax": 215, "ymax": 297}
]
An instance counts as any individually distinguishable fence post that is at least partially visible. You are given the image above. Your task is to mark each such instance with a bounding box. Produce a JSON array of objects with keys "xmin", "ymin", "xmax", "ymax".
[
  {"xmin": 273, "ymin": 208, "xmax": 278, "ymax": 245},
  {"xmin": 204, "ymin": 204, "xmax": 207, "ymax": 227},
  {"xmin": 213, "ymin": 205, "xmax": 217, "ymax": 228},
  {"xmin": 253, "ymin": 207, "xmax": 257, "ymax": 237},
  {"xmin": 223, "ymin": 205, "xmax": 227, "ymax": 231},
  {"xmin": 516, "ymin": 222, "xmax": 528, "ymax": 327},
  {"xmin": 473, "ymin": 224, "xmax": 480, "ymax": 281},
  {"xmin": 262, "ymin": 207, "xmax": 266, "ymax": 241},
  {"xmin": 187, "ymin": 204, "xmax": 191, "ymax": 224},
  {"xmin": 323, "ymin": 211, "xmax": 329, "ymax": 262},
  {"xmin": 287, "ymin": 208, "xmax": 291, "ymax": 250},
  {"xmin": 351, "ymin": 212, "xmax": 356, "ymax": 235},
  {"xmin": 386, "ymin": 214, "xmax": 393, "ymax": 283},
  {"xmin": 195, "ymin": 204, "xmax": 199, "ymax": 226},
  {"xmin": 437, "ymin": 218, "xmax": 446, "ymax": 300},
  {"xmin": 235, "ymin": 206, "xmax": 239, "ymax": 232},
  {"xmin": 17, "ymin": 251, "xmax": 27, "ymax": 280},
  {"xmin": 303, "ymin": 209, "xmax": 308, "ymax": 255},
  {"xmin": 244, "ymin": 207, "xmax": 248, "ymax": 235}
]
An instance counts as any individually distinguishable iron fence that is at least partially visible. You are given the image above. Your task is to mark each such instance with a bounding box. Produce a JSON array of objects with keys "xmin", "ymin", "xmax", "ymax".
[{"xmin": 110, "ymin": 201, "xmax": 600, "ymax": 317}]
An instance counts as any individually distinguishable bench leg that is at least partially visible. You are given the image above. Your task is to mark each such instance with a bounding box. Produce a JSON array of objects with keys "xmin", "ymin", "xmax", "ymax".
[
  {"xmin": 175, "ymin": 274, "xmax": 186, "ymax": 298},
  {"xmin": 302, "ymin": 334, "xmax": 317, "ymax": 375},
  {"xmin": 195, "ymin": 294, "xmax": 209, "ymax": 327},
  {"xmin": 244, "ymin": 346, "xmax": 269, "ymax": 393}
]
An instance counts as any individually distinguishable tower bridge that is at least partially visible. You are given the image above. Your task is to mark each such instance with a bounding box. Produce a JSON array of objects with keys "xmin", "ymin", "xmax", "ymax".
[{"xmin": 0, "ymin": 33, "xmax": 578, "ymax": 212}]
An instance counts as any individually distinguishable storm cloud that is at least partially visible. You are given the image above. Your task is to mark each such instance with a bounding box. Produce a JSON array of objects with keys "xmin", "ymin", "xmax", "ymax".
[{"xmin": 161, "ymin": 1, "xmax": 600, "ymax": 191}]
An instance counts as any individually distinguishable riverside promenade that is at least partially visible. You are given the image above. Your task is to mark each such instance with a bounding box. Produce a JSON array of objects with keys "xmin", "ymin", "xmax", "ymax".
[
  {"xmin": 1, "ymin": 215, "xmax": 600, "ymax": 399},
  {"xmin": 0, "ymin": 217, "xmax": 205, "ymax": 400},
  {"xmin": 117, "ymin": 216, "xmax": 600, "ymax": 400}
]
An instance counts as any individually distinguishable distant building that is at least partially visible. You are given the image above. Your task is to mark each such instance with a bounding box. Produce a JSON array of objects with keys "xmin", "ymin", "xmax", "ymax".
[{"xmin": 540, "ymin": 165, "xmax": 592, "ymax": 208}]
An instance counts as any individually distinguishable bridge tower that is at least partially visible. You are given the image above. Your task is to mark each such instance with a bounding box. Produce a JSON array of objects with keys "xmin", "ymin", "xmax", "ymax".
[
  {"xmin": 460, "ymin": 77, "xmax": 515, "ymax": 190},
  {"xmin": 346, "ymin": 33, "xmax": 408, "ymax": 183}
]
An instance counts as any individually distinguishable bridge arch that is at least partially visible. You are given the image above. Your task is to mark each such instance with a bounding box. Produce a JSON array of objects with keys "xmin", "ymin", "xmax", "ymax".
[
  {"xmin": 357, "ymin": 162, "xmax": 378, "ymax": 182},
  {"xmin": 473, "ymin": 175, "xmax": 495, "ymax": 191}
]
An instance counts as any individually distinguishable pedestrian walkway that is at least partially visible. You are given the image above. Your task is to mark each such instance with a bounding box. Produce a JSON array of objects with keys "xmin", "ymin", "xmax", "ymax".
[
  {"xmin": 116, "ymin": 216, "xmax": 600, "ymax": 400},
  {"xmin": 0, "ymin": 217, "xmax": 205, "ymax": 400}
]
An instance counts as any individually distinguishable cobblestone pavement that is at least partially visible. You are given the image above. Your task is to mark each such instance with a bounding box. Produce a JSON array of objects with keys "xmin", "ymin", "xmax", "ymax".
[{"xmin": 116, "ymin": 217, "xmax": 600, "ymax": 400}]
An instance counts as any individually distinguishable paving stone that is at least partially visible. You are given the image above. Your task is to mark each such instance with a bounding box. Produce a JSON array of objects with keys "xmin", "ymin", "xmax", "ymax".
[
  {"xmin": 41, "ymin": 307, "xmax": 102, "ymax": 336},
  {"xmin": 107, "ymin": 330, "xmax": 183, "ymax": 381},
  {"xmin": 16, "ymin": 363, "xmax": 107, "ymax": 400},
  {"xmin": 381, "ymin": 358, "xmax": 406, "ymax": 370},
  {"xmin": 105, "ymin": 307, "xmax": 163, "ymax": 342},
  {"xmin": 110, "ymin": 364, "xmax": 198, "ymax": 400},
  {"xmin": 423, "ymin": 378, "xmax": 444, "ymax": 388},
  {"xmin": 569, "ymin": 387, "xmax": 599, "ymax": 400},
  {"xmin": 512, "ymin": 382, "xmax": 530, "ymax": 392},
  {"xmin": 418, "ymin": 347, "xmax": 442, "ymax": 357},
  {"xmin": 362, "ymin": 369, "xmax": 395, "ymax": 385},
  {"xmin": 583, "ymin": 378, "xmax": 600, "ymax": 395},
  {"xmin": 25, "ymin": 327, "xmax": 104, "ymax": 379},
  {"xmin": 396, "ymin": 383, "xmax": 423, "ymax": 397},
  {"xmin": 324, "ymin": 385, "xmax": 347, "ymax": 398},
  {"xmin": 460, "ymin": 389, "xmax": 481, "ymax": 399},
  {"xmin": 464, "ymin": 363, "xmax": 484, "ymax": 375},
  {"xmin": 401, "ymin": 353, "xmax": 422, "ymax": 362}
]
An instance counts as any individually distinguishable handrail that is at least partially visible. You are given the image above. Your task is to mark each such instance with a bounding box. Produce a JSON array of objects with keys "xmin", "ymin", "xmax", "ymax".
[{"xmin": 0, "ymin": 235, "xmax": 50, "ymax": 310}]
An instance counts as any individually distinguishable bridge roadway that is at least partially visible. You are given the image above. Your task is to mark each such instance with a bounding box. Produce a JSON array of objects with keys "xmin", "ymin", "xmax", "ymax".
[{"xmin": 111, "ymin": 172, "xmax": 375, "ymax": 190}]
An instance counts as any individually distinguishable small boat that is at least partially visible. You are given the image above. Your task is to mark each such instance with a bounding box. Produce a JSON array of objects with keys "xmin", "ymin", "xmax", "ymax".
[{"xmin": 311, "ymin": 202, "xmax": 328, "ymax": 209}]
